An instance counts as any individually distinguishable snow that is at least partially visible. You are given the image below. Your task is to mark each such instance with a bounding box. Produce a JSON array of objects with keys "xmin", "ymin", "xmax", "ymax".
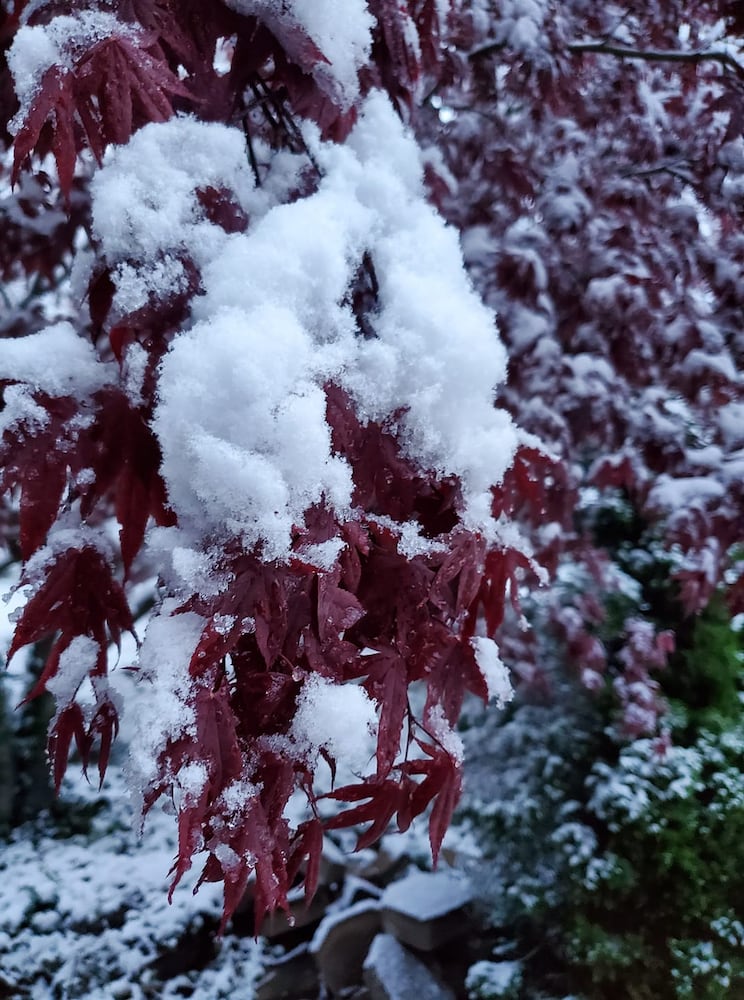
[
  {"xmin": 425, "ymin": 704, "xmax": 465, "ymax": 764},
  {"xmin": 466, "ymin": 959, "xmax": 523, "ymax": 998},
  {"xmin": 0, "ymin": 321, "xmax": 111, "ymax": 398},
  {"xmin": 472, "ymin": 636, "xmax": 514, "ymax": 707},
  {"xmin": 0, "ymin": 383, "xmax": 51, "ymax": 435},
  {"xmin": 0, "ymin": 5, "xmax": 530, "ymax": 984},
  {"xmin": 154, "ymin": 304, "xmax": 354, "ymax": 562},
  {"xmin": 127, "ymin": 602, "xmax": 206, "ymax": 809},
  {"xmin": 381, "ymin": 870, "xmax": 473, "ymax": 920},
  {"xmin": 365, "ymin": 933, "xmax": 455, "ymax": 999},
  {"xmin": 587, "ymin": 739, "xmax": 704, "ymax": 832},
  {"xmin": 46, "ymin": 635, "xmax": 99, "ymax": 709},
  {"xmin": 489, "ymin": 0, "xmax": 547, "ymax": 55},
  {"xmin": 223, "ymin": 0, "xmax": 373, "ymax": 104},
  {"xmin": 0, "ymin": 765, "xmax": 266, "ymax": 998},
  {"xmin": 682, "ymin": 347, "xmax": 738, "ymax": 382},
  {"xmin": 648, "ymin": 474, "xmax": 725, "ymax": 511},
  {"xmin": 295, "ymin": 537, "xmax": 347, "ymax": 570},
  {"xmin": 309, "ymin": 897, "xmax": 380, "ymax": 952},
  {"xmin": 88, "ymin": 93, "xmax": 519, "ymax": 574},
  {"xmin": 291, "ymin": 674, "xmax": 377, "ymax": 774},
  {"xmin": 10, "ymin": 521, "xmax": 116, "ymax": 620},
  {"xmin": 91, "ymin": 116, "xmax": 262, "ymax": 324},
  {"xmin": 718, "ymin": 402, "xmax": 744, "ymax": 447}
]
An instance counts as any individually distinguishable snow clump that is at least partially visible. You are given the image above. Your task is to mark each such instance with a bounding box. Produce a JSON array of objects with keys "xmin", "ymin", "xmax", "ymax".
[{"xmin": 87, "ymin": 93, "xmax": 519, "ymax": 572}]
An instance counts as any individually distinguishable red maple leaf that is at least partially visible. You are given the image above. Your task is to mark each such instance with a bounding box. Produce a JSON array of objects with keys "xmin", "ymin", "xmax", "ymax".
[{"xmin": 12, "ymin": 33, "xmax": 189, "ymax": 197}]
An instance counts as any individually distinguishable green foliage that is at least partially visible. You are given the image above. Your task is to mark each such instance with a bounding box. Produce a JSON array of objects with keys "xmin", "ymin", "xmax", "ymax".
[
  {"xmin": 569, "ymin": 728, "xmax": 744, "ymax": 997},
  {"xmin": 664, "ymin": 594, "xmax": 744, "ymax": 736}
]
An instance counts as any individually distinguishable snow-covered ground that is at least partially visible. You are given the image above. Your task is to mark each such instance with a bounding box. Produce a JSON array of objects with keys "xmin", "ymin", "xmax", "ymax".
[
  {"xmin": 0, "ymin": 567, "xmax": 267, "ymax": 999},
  {"xmin": 0, "ymin": 756, "xmax": 266, "ymax": 999}
]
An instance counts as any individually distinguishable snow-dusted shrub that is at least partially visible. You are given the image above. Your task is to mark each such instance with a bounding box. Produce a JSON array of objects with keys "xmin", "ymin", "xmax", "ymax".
[
  {"xmin": 466, "ymin": 959, "xmax": 523, "ymax": 1000},
  {"xmin": 462, "ymin": 579, "xmax": 744, "ymax": 999}
]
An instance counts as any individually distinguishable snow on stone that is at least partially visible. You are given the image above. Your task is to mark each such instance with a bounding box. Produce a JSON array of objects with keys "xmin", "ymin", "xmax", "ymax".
[
  {"xmin": 471, "ymin": 636, "xmax": 514, "ymax": 707},
  {"xmin": 291, "ymin": 674, "xmax": 377, "ymax": 775},
  {"xmin": 309, "ymin": 897, "xmax": 381, "ymax": 953},
  {"xmin": 381, "ymin": 870, "xmax": 473, "ymax": 921},
  {"xmin": 223, "ymin": 0, "xmax": 373, "ymax": 104},
  {"xmin": 8, "ymin": 11, "xmax": 135, "ymax": 125},
  {"xmin": 364, "ymin": 933, "xmax": 455, "ymax": 999}
]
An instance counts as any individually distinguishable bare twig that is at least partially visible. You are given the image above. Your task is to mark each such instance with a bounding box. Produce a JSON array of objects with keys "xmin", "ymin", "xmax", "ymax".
[
  {"xmin": 241, "ymin": 117, "xmax": 262, "ymax": 187},
  {"xmin": 470, "ymin": 36, "xmax": 744, "ymax": 78},
  {"xmin": 618, "ymin": 162, "xmax": 695, "ymax": 185},
  {"xmin": 567, "ymin": 40, "xmax": 744, "ymax": 76}
]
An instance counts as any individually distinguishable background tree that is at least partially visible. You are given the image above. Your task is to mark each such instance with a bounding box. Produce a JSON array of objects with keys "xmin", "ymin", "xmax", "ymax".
[
  {"xmin": 436, "ymin": 4, "xmax": 744, "ymax": 997},
  {"xmin": 430, "ymin": 0, "xmax": 744, "ymax": 732}
]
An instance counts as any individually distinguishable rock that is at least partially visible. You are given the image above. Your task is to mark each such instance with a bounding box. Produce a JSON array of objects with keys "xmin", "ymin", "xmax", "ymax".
[
  {"xmin": 380, "ymin": 871, "xmax": 473, "ymax": 952},
  {"xmin": 0, "ymin": 977, "xmax": 26, "ymax": 999},
  {"xmin": 353, "ymin": 847, "xmax": 409, "ymax": 886},
  {"xmin": 363, "ymin": 934, "xmax": 455, "ymax": 1000},
  {"xmin": 256, "ymin": 943, "xmax": 320, "ymax": 1000},
  {"xmin": 149, "ymin": 917, "xmax": 218, "ymax": 979},
  {"xmin": 310, "ymin": 899, "xmax": 382, "ymax": 994}
]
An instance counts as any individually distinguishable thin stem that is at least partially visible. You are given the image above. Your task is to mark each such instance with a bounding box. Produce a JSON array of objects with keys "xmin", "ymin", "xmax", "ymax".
[
  {"xmin": 256, "ymin": 77, "xmax": 323, "ymax": 177},
  {"xmin": 241, "ymin": 118, "xmax": 262, "ymax": 187}
]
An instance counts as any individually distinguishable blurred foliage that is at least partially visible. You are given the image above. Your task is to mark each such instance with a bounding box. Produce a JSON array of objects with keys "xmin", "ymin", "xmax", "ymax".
[{"xmin": 463, "ymin": 497, "xmax": 744, "ymax": 999}]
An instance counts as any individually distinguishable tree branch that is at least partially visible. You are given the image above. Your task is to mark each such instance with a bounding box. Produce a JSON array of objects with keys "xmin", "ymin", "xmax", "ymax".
[
  {"xmin": 468, "ymin": 39, "xmax": 506, "ymax": 61},
  {"xmin": 469, "ymin": 37, "xmax": 744, "ymax": 77},
  {"xmin": 567, "ymin": 40, "xmax": 744, "ymax": 76}
]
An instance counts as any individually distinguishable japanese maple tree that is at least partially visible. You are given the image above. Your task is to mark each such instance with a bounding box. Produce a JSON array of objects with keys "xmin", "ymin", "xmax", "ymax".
[{"xmin": 0, "ymin": 0, "xmax": 536, "ymax": 928}]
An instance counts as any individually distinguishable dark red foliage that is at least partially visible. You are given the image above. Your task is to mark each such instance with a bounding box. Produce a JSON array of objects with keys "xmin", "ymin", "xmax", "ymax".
[
  {"xmin": 431, "ymin": 0, "xmax": 744, "ymax": 732},
  {"xmin": 12, "ymin": 40, "xmax": 190, "ymax": 196},
  {"xmin": 1, "ymin": 0, "xmax": 532, "ymax": 932}
]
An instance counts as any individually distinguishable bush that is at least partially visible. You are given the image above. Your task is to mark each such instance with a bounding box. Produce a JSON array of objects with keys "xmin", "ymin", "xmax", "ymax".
[{"xmin": 462, "ymin": 549, "xmax": 744, "ymax": 999}]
